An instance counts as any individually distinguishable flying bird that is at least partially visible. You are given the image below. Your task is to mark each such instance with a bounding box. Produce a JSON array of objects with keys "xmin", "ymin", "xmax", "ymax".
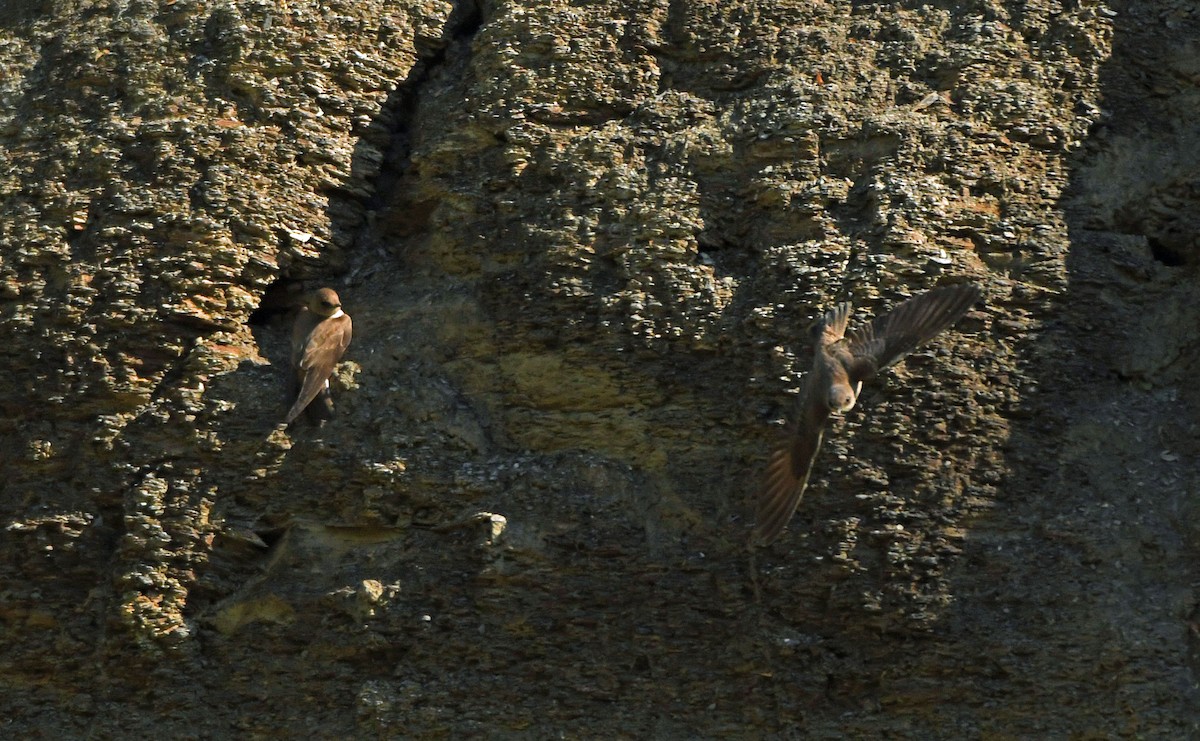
[
  {"xmin": 285, "ymin": 287, "xmax": 352, "ymax": 426},
  {"xmin": 753, "ymin": 283, "xmax": 982, "ymax": 545}
]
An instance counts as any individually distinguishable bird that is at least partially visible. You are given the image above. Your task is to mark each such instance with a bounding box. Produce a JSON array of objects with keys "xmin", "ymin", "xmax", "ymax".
[
  {"xmin": 284, "ymin": 287, "xmax": 353, "ymax": 426},
  {"xmin": 753, "ymin": 283, "xmax": 982, "ymax": 545}
]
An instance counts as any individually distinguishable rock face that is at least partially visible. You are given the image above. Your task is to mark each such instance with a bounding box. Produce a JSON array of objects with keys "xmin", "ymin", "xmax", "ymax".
[{"xmin": 1, "ymin": 0, "xmax": 1197, "ymax": 735}]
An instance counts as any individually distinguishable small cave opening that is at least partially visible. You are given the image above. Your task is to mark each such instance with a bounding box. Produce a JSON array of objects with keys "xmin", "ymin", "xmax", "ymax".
[
  {"xmin": 247, "ymin": 278, "xmax": 304, "ymax": 326},
  {"xmin": 1147, "ymin": 236, "xmax": 1187, "ymax": 267},
  {"xmin": 252, "ymin": 526, "xmax": 287, "ymax": 550}
]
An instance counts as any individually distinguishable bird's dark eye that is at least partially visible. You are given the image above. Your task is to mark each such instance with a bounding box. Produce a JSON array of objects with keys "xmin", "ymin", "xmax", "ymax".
[{"xmin": 321, "ymin": 301, "xmax": 335, "ymax": 308}]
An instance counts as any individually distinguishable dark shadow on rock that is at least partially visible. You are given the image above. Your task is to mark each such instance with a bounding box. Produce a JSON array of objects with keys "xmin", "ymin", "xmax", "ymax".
[
  {"xmin": 0, "ymin": 0, "xmax": 48, "ymax": 28},
  {"xmin": 936, "ymin": 0, "xmax": 1200, "ymax": 731}
]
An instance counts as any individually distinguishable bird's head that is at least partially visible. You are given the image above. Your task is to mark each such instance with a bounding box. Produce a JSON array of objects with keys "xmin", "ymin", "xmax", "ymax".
[
  {"xmin": 827, "ymin": 383, "xmax": 859, "ymax": 413},
  {"xmin": 308, "ymin": 287, "xmax": 343, "ymax": 318}
]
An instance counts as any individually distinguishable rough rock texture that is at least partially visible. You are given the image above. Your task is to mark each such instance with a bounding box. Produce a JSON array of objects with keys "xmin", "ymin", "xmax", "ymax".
[{"xmin": 1, "ymin": 0, "xmax": 1197, "ymax": 736}]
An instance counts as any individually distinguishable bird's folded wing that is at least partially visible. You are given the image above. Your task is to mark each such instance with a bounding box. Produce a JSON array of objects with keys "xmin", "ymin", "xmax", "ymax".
[{"xmin": 284, "ymin": 316, "xmax": 352, "ymax": 424}]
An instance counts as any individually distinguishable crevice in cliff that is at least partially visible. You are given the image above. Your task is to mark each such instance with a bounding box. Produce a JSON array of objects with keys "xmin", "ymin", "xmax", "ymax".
[
  {"xmin": 252, "ymin": 0, "xmax": 483, "ymax": 313},
  {"xmin": 355, "ymin": 0, "xmax": 482, "ymax": 218}
]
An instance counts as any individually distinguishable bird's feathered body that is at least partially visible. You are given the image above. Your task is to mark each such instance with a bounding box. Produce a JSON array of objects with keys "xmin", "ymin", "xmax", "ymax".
[
  {"xmin": 754, "ymin": 283, "xmax": 981, "ymax": 545},
  {"xmin": 285, "ymin": 288, "xmax": 352, "ymax": 425}
]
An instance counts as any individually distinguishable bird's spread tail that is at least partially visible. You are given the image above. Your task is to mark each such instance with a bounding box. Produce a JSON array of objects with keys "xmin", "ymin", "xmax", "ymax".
[{"xmin": 812, "ymin": 301, "xmax": 853, "ymax": 342}]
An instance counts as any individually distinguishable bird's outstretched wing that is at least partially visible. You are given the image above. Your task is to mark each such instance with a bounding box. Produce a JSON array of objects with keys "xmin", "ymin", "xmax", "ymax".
[
  {"xmin": 284, "ymin": 315, "xmax": 352, "ymax": 424},
  {"xmin": 846, "ymin": 283, "xmax": 980, "ymax": 381},
  {"xmin": 753, "ymin": 380, "xmax": 831, "ymax": 545}
]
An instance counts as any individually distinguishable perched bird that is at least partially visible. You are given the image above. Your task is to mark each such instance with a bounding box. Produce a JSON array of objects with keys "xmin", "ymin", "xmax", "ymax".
[
  {"xmin": 285, "ymin": 287, "xmax": 352, "ymax": 426},
  {"xmin": 753, "ymin": 283, "xmax": 982, "ymax": 545}
]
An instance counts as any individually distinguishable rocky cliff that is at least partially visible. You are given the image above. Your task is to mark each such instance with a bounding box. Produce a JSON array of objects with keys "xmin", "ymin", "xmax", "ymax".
[{"xmin": 2, "ymin": 0, "xmax": 1197, "ymax": 736}]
